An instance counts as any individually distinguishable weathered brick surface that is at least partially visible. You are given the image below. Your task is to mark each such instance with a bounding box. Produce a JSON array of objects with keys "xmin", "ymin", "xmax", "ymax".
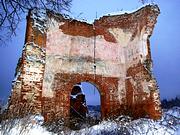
[
  {"xmin": 8, "ymin": 10, "xmax": 47, "ymax": 115},
  {"xmin": 9, "ymin": 5, "xmax": 162, "ymax": 121}
]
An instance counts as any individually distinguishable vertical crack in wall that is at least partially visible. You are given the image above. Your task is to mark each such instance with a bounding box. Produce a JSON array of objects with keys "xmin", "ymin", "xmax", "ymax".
[{"xmin": 8, "ymin": 5, "xmax": 162, "ymax": 121}]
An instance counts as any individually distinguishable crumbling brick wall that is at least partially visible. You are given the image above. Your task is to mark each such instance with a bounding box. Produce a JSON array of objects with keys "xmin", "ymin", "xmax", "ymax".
[{"xmin": 8, "ymin": 5, "xmax": 162, "ymax": 121}]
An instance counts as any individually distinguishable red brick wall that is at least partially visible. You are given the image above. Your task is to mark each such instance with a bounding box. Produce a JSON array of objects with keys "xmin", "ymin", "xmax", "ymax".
[
  {"xmin": 8, "ymin": 10, "xmax": 47, "ymax": 115},
  {"xmin": 42, "ymin": 73, "xmax": 122, "ymax": 121},
  {"xmin": 9, "ymin": 5, "xmax": 162, "ymax": 121}
]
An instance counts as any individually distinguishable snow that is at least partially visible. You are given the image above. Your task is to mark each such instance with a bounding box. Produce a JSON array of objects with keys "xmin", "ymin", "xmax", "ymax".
[
  {"xmin": 0, "ymin": 107, "xmax": 179, "ymax": 135},
  {"xmin": 24, "ymin": 42, "xmax": 46, "ymax": 64},
  {"xmin": 0, "ymin": 115, "xmax": 55, "ymax": 135},
  {"xmin": 12, "ymin": 71, "xmax": 21, "ymax": 86},
  {"xmin": 103, "ymin": 3, "xmax": 159, "ymax": 16},
  {"xmin": 67, "ymin": 107, "xmax": 180, "ymax": 135},
  {"xmin": 7, "ymin": 124, "xmax": 53, "ymax": 135},
  {"xmin": 31, "ymin": 9, "xmax": 47, "ymax": 34},
  {"xmin": 165, "ymin": 107, "xmax": 180, "ymax": 118},
  {"xmin": 128, "ymin": 118, "xmax": 176, "ymax": 135},
  {"xmin": 26, "ymin": 55, "xmax": 45, "ymax": 64}
]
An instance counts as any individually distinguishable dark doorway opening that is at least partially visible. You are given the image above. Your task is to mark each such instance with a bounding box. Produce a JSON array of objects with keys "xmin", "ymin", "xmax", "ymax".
[{"xmin": 70, "ymin": 82, "xmax": 101, "ymax": 129}]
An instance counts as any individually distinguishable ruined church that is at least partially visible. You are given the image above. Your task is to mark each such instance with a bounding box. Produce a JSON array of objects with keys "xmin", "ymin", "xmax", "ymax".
[{"xmin": 8, "ymin": 5, "xmax": 162, "ymax": 121}]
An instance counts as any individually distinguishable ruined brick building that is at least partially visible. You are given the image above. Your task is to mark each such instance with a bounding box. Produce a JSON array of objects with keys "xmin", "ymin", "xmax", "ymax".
[{"xmin": 8, "ymin": 5, "xmax": 162, "ymax": 121}]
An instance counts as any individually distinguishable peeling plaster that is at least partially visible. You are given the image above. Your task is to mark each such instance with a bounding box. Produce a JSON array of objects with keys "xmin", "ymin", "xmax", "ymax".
[{"xmin": 9, "ymin": 5, "xmax": 162, "ymax": 121}]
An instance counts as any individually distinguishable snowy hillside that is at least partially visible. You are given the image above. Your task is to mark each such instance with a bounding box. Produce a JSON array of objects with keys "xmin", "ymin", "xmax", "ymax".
[{"xmin": 0, "ymin": 107, "xmax": 179, "ymax": 135}]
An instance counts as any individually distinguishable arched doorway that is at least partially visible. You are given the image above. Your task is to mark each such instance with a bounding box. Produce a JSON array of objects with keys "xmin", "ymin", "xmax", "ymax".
[
  {"xmin": 70, "ymin": 81, "xmax": 101, "ymax": 129},
  {"xmin": 51, "ymin": 72, "xmax": 119, "ymax": 122}
]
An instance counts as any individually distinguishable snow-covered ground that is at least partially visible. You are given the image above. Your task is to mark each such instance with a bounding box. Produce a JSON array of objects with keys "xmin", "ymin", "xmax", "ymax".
[
  {"xmin": 0, "ymin": 107, "xmax": 179, "ymax": 135},
  {"xmin": 0, "ymin": 114, "xmax": 53, "ymax": 135},
  {"xmin": 69, "ymin": 106, "xmax": 180, "ymax": 135}
]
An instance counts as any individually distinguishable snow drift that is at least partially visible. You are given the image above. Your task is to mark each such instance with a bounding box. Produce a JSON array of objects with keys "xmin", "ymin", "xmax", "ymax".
[{"xmin": 0, "ymin": 107, "xmax": 179, "ymax": 135}]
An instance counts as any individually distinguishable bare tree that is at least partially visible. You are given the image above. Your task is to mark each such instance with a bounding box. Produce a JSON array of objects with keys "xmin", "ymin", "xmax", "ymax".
[{"xmin": 0, "ymin": 0, "xmax": 72, "ymax": 44}]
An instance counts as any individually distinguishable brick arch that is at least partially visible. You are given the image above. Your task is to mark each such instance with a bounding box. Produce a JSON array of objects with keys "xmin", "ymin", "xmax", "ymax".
[
  {"xmin": 9, "ymin": 6, "xmax": 162, "ymax": 122},
  {"xmin": 68, "ymin": 75, "xmax": 105, "ymax": 119},
  {"xmin": 53, "ymin": 72, "xmax": 119, "ymax": 120}
]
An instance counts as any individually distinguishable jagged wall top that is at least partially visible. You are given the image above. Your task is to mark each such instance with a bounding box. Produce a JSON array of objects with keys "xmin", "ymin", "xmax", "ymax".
[{"xmin": 29, "ymin": 4, "xmax": 160, "ymax": 38}]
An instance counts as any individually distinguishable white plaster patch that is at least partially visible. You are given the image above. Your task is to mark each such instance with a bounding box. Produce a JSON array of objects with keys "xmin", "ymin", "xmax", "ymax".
[{"xmin": 108, "ymin": 28, "xmax": 132, "ymax": 47}]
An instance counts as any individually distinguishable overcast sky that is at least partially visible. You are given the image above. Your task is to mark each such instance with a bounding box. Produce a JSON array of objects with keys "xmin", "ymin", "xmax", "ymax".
[{"xmin": 0, "ymin": 0, "xmax": 179, "ymax": 105}]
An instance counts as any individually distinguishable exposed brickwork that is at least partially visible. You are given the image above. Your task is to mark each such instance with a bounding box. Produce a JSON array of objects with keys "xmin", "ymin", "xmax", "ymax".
[
  {"xmin": 9, "ymin": 5, "xmax": 162, "ymax": 122},
  {"xmin": 126, "ymin": 62, "xmax": 161, "ymax": 119},
  {"xmin": 8, "ymin": 10, "xmax": 47, "ymax": 115},
  {"xmin": 59, "ymin": 20, "xmax": 117, "ymax": 43}
]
